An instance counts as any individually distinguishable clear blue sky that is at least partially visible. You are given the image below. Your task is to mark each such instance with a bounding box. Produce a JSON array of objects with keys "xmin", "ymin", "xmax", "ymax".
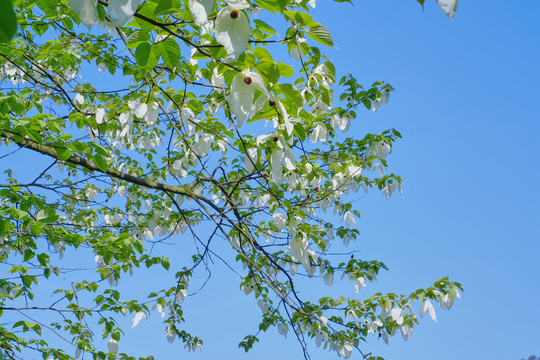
[{"xmin": 4, "ymin": 1, "xmax": 539, "ymax": 359}]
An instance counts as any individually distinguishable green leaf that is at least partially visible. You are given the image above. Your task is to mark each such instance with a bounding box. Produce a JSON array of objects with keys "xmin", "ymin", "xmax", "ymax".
[
  {"xmin": 307, "ymin": 25, "xmax": 334, "ymax": 47},
  {"xmin": 0, "ymin": 218, "xmax": 7, "ymax": 236},
  {"xmin": 36, "ymin": 208, "xmax": 59, "ymax": 223},
  {"xmin": 0, "ymin": 0, "xmax": 17, "ymax": 43},
  {"xmin": 254, "ymin": 20, "xmax": 277, "ymax": 35},
  {"xmin": 54, "ymin": 146, "xmax": 72, "ymax": 161},
  {"xmin": 254, "ymin": 47, "xmax": 273, "ymax": 63},
  {"xmin": 62, "ymin": 16, "xmax": 74, "ymax": 30},
  {"xmin": 284, "ymin": 11, "xmax": 318, "ymax": 27},
  {"xmin": 254, "ymin": 0, "xmax": 288, "ymax": 13},
  {"xmin": 134, "ymin": 1, "xmax": 158, "ymax": 31},
  {"xmin": 277, "ymin": 84, "xmax": 303, "ymax": 108},
  {"xmin": 335, "ymin": 296, "xmax": 348, "ymax": 305},
  {"xmin": 257, "ymin": 61, "xmax": 280, "ymax": 84},
  {"xmin": 37, "ymin": 253, "xmax": 50, "ymax": 267},
  {"xmin": 275, "ymin": 62, "xmax": 293, "ymax": 78},
  {"xmin": 154, "ymin": 0, "xmax": 181, "ymax": 15},
  {"xmin": 37, "ymin": 0, "xmax": 58, "ymax": 15},
  {"xmin": 158, "ymin": 37, "xmax": 181, "ymax": 69},
  {"xmin": 133, "ymin": 240, "xmax": 144, "ymax": 254},
  {"xmin": 93, "ymin": 153, "xmax": 109, "ymax": 172},
  {"xmin": 127, "ymin": 30, "xmax": 151, "ymax": 49},
  {"xmin": 21, "ymin": 275, "xmax": 36, "ymax": 287},
  {"xmin": 293, "ymin": 122, "xmax": 306, "ymax": 141},
  {"xmin": 7, "ymin": 96, "xmax": 25, "ymax": 116},
  {"xmin": 23, "ymin": 249, "xmax": 35, "ymax": 262},
  {"xmin": 135, "ymin": 42, "xmax": 151, "ymax": 68}
]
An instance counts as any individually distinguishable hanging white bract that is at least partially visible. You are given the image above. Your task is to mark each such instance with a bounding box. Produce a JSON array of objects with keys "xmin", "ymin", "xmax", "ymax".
[
  {"xmin": 228, "ymin": 70, "xmax": 269, "ymax": 126},
  {"xmin": 436, "ymin": 0, "xmax": 458, "ymax": 20},
  {"xmin": 215, "ymin": 1, "xmax": 251, "ymax": 61},
  {"xmin": 189, "ymin": 0, "xmax": 215, "ymax": 26},
  {"xmin": 68, "ymin": 0, "xmax": 99, "ymax": 29},
  {"xmin": 109, "ymin": 0, "xmax": 141, "ymax": 26}
]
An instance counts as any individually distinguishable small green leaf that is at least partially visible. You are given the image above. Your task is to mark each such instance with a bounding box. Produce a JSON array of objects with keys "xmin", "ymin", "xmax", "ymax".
[
  {"xmin": 35, "ymin": 208, "xmax": 59, "ymax": 223},
  {"xmin": 7, "ymin": 96, "xmax": 25, "ymax": 116},
  {"xmin": 275, "ymin": 62, "xmax": 293, "ymax": 78},
  {"xmin": 62, "ymin": 16, "xmax": 74, "ymax": 30},
  {"xmin": 0, "ymin": 218, "xmax": 7, "ymax": 236},
  {"xmin": 254, "ymin": 20, "xmax": 277, "ymax": 35},
  {"xmin": 135, "ymin": 42, "xmax": 151, "ymax": 68},
  {"xmin": 37, "ymin": 253, "xmax": 50, "ymax": 267},
  {"xmin": 158, "ymin": 37, "xmax": 181, "ymax": 68},
  {"xmin": 37, "ymin": 0, "xmax": 58, "ymax": 15},
  {"xmin": 0, "ymin": 0, "xmax": 17, "ymax": 43},
  {"xmin": 23, "ymin": 249, "xmax": 35, "ymax": 262},
  {"xmin": 54, "ymin": 146, "xmax": 72, "ymax": 161},
  {"xmin": 307, "ymin": 25, "xmax": 334, "ymax": 47},
  {"xmin": 127, "ymin": 30, "xmax": 151, "ymax": 49},
  {"xmin": 254, "ymin": 0, "xmax": 288, "ymax": 13},
  {"xmin": 258, "ymin": 61, "xmax": 280, "ymax": 84},
  {"xmin": 135, "ymin": 2, "xmax": 158, "ymax": 32},
  {"xmin": 93, "ymin": 154, "xmax": 109, "ymax": 172},
  {"xmin": 293, "ymin": 122, "xmax": 306, "ymax": 141},
  {"xmin": 284, "ymin": 11, "xmax": 318, "ymax": 27},
  {"xmin": 277, "ymin": 84, "xmax": 302, "ymax": 108},
  {"xmin": 254, "ymin": 47, "xmax": 273, "ymax": 63},
  {"xmin": 133, "ymin": 240, "xmax": 144, "ymax": 254},
  {"xmin": 154, "ymin": 0, "xmax": 179, "ymax": 15}
]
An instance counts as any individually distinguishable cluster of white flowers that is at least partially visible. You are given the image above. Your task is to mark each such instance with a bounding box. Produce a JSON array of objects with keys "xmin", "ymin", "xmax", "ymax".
[{"xmin": 1, "ymin": 63, "xmax": 26, "ymax": 85}]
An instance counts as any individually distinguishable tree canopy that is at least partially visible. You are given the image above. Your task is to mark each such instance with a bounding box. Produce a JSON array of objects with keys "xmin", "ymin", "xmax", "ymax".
[{"xmin": 0, "ymin": 0, "xmax": 461, "ymax": 359}]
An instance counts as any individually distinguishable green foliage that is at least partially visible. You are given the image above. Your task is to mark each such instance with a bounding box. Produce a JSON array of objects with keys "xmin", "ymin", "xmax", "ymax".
[{"xmin": 0, "ymin": 0, "xmax": 459, "ymax": 359}]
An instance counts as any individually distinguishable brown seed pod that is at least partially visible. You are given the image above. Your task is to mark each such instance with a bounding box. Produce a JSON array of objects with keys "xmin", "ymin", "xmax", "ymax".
[
  {"xmin": 230, "ymin": 10, "xmax": 239, "ymax": 19},
  {"xmin": 244, "ymin": 76, "xmax": 252, "ymax": 85},
  {"xmin": 269, "ymin": 100, "xmax": 276, "ymax": 107},
  {"xmin": 272, "ymin": 136, "xmax": 279, "ymax": 142}
]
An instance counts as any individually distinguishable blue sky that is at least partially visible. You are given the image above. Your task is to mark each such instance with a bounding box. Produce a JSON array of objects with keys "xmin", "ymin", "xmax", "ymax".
[{"xmin": 2, "ymin": 1, "xmax": 538, "ymax": 359}]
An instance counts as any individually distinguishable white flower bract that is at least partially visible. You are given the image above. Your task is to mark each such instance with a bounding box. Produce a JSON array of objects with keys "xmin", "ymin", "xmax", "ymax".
[
  {"xmin": 189, "ymin": 0, "xmax": 215, "ymax": 26},
  {"xmin": 131, "ymin": 311, "xmax": 148, "ymax": 328},
  {"xmin": 436, "ymin": 0, "xmax": 458, "ymax": 20},
  {"xmin": 420, "ymin": 299, "xmax": 437, "ymax": 322},
  {"xmin": 68, "ymin": 0, "xmax": 99, "ymax": 29},
  {"xmin": 215, "ymin": 6, "xmax": 251, "ymax": 61},
  {"xmin": 228, "ymin": 70, "xmax": 269, "ymax": 126},
  {"xmin": 109, "ymin": 0, "xmax": 141, "ymax": 26},
  {"xmin": 107, "ymin": 339, "xmax": 118, "ymax": 353}
]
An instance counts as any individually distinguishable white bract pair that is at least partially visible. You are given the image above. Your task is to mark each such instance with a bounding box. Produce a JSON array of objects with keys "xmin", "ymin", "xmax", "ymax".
[
  {"xmin": 69, "ymin": 0, "xmax": 140, "ymax": 29},
  {"xmin": 215, "ymin": 1, "xmax": 251, "ymax": 61},
  {"xmin": 228, "ymin": 70, "xmax": 269, "ymax": 126}
]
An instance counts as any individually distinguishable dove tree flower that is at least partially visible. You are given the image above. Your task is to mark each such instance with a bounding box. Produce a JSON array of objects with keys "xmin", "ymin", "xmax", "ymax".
[
  {"xmin": 0, "ymin": 1, "xmax": 461, "ymax": 360},
  {"xmin": 228, "ymin": 70, "xmax": 269, "ymax": 126},
  {"xmin": 68, "ymin": 0, "xmax": 99, "ymax": 29},
  {"xmin": 215, "ymin": 1, "xmax": 251, "ymax": 61},
  {"xmin": 107, "ymin": 339, "xmax": 119, "ymax": 353},
  {"xmin": 108, "ymin": 0, "xmax": 141, "ymax": 26},
  {"xmin": 189, "ymin": 0, "xmax": 215, "ymax": 27}
]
